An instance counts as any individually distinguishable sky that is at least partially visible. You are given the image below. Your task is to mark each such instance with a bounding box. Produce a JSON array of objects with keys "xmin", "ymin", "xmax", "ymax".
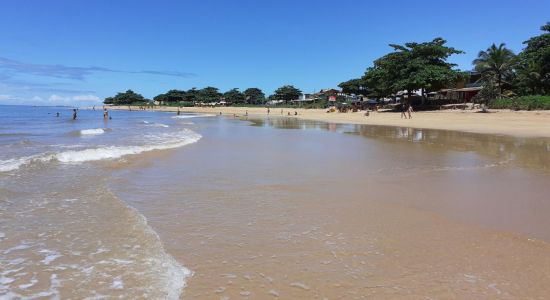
[{"xmin": 1, "ymin": 0, "xmax": 549, "ymax": 106}]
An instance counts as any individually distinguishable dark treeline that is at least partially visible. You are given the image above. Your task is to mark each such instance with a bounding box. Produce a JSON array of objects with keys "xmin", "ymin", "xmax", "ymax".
[
  {"xmin": 105, "ymin": 22, "xmax": 550, "ymax": 110},
  {"xmin": 104, "ymin": 85, "xmax": 303, "ymax": 106}
]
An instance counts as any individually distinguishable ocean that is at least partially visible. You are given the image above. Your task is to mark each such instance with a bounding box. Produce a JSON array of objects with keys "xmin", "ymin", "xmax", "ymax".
[{"xmin": 0, "ymin": 105, "xmax": 204, "ymax": 299}]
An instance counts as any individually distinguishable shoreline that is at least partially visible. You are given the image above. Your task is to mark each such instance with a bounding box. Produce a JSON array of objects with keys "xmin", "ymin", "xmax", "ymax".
[{"xmin": 111, "ymin": 105, "xmax": 550, "ymax": 138}]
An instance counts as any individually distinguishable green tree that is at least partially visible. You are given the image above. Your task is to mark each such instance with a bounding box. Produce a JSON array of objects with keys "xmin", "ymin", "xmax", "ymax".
[
  {"xmin": 362, "ymin": 38, "xmax": 463, "ymax": 104},
  {"xmin": 104, "ymin": 90, "xmax": 147, "ymax": 105},
  {"xmin": 154, "ymin": 89, "xmax": 187, "ymax": 104},
  {"xmin": 516, "ymin": 22, "xmax": 550, "ymax": 95},
  {"xmin": 473, "ymin": 43, "xmax": 517, "ymax": 98},
  {"xmin": 223, "ymin": 88, "xmax": 246, "ymax": 104},
  {"xmin": 272, "ymin": 85, "xmax": 302, "ymax": 102},
  {"xmin": 184, "ymin": 88, "xmax": 199, "ymax": 102},
  {"xmin": 338, "ymin": 78, "xmax": 369, "ymax": 95},
  {"xmin": 243, "ymin": 88, "xmax": 265, "ymax": 104},
  {"xmin": 198, "ymin": 87, "xmax": 221, "ymax": 102}
]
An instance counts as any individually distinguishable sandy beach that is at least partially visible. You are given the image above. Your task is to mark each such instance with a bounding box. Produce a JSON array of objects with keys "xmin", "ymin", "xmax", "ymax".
[{"xmin": 112, "ymin": 106, "xmax": 550, "ymax": 138}]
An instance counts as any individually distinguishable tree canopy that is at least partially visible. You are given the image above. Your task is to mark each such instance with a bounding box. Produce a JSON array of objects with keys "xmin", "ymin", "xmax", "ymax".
[
  {"xmin": 198, "ymin": 87, "xmax": 222, "ymax": 102},
  {"xmin": 223, "ymin": 88, "xmax": 246, "ymax": 104},
  {"xmin": 153, "ymin": 89, "xmax": 187, "ymax": 103},
  {"xmin": 243, "ymin": 88, "xmax": 266, "ymax": 104},
  {"xmin": 104, "ymin": 90, "xmax": 147, "ymax": 105},
  {"xmin": 338, "ymin": 78, "xmax": 369, "ymax": 95},
  {"xmin": 363, "ymin": 38, "xmax": 463, "ymax": 103},
  {"xmin": 515, "ymin": 22, "xmax": 550, "ymax": 95},
  {"xmin": 271, "ymin": 85, "xmax": 302, "ymax": 101},
  {"xmin": 473, "ymin": 43, "xmax": 516, "ymax": 97}
]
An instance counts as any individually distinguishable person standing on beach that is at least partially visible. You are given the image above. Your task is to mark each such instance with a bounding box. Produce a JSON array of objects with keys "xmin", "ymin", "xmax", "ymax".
[
  {"xmin": 401, "ymin": 104, "xmax": 407, "ymax": 119},
  {"xmin": 267, "ymin": 108, "xmax": 270, "ymax": 115},
  {"xmin": 177, "ymin": 108, "xmax": 181, "ymax": 115},
  {"xmin": 407, "ymin": 104, "xmax": 414, "ymax": 119},
  {"xmin": 72, "ymin": 109, "xmax": 77, "ymax": 120}
]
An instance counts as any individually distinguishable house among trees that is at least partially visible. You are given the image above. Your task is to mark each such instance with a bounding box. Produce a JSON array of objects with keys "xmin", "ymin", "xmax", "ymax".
[{"xmin": 429, "ymin": 71, "xmax": 483, "ymax": 103}]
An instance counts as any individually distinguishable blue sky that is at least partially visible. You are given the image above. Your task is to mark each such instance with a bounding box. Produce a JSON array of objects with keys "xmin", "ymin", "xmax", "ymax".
[{"xmin": 1, "ymin": 0, "xmax": 549, "ymax": 106}]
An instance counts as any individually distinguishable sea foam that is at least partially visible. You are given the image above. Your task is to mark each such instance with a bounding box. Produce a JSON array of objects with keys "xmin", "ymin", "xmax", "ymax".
[
  {"xmin": 171, "ymin": 114, "xmax": 216, "ymax": 119},
  {"xmin": 80, "ymin": 128, "xmax": 105, "ymax": 136},
  {"xmin": 0, "ymin": 129, "xmax": 201, "ymax": 172}
]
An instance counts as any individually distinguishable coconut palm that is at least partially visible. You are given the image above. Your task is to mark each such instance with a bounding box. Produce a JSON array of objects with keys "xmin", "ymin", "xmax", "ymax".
[{"xmin": 473, "ymin": 43, "xmax": 517, "ymax": 98}]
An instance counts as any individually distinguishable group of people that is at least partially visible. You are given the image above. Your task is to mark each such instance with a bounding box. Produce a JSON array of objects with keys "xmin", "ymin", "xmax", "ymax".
[
  {"xmin": 61, "ymin": 106, "xmax": 110, "ymax": 121},
  {"xmin": 401, "ymin": 104, "xmax": 414, "ymax": 119}
]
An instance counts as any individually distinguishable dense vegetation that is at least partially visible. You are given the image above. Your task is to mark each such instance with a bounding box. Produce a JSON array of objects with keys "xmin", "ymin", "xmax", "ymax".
[
  {"xmin": 489, "ymin": 96, "xmax": 550, "ymax": 110},
  {"xmin": 103, "ymin": 90, "xmax": 147, "ymax": 105},
  {"xmin": 105, "ymin": 22, "xmax": 550, "ymax": 110}
]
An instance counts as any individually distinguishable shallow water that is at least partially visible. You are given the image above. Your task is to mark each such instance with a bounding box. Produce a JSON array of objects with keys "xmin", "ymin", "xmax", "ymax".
[
  {"xmin": 0, "ymin": 106, "xmax": 202, "ymax": 299},
  {"xmin": 2, "ymin": 107, "xmax": 550, "ymax": 299}
]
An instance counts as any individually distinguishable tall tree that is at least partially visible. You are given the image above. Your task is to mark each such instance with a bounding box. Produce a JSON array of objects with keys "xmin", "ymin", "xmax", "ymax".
[
  {"xmin": 473, "ymin": 43, "xmax": 517, "ymax": 97},
  {"xmin": 338, "ymin": 78, "xmax": 369, "ymax": 95},
  {"xmin": 198, "ymin": 87, "xmax": 222, "ymax": 102},
  {"xmin": 362, "ymin": 38, "xmax": 463, "ymax": 104},
  {"xmin": 154, "ymin": 89, "xmax": 187, "ymax": 104},
  {"xmin": 272, "ymin": 85, "xmax": 302, "ymax": 102},
  {"xmin": 104, "ymin": 90, "xmax": 147, "ymax": 105},
  {"xmin": 184, "ymin": 88, "xmax": 199, "ymax": 102},
  {"xmin": 516, "ymin": 22, "xmax": 550, "ymax": 95},
  {"xmin": 243, "ymin": 88, "xmax": 265, "ymax": 104},
  {"xmin": 392, "ymin": 38, "xmax": 463, "ymax": 104},
  {"xmin": 223, "ymin": 88, "xmax": 246, "ymax": 104}
]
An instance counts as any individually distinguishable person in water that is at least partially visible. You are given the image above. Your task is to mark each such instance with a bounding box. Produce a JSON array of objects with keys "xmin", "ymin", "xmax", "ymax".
[
  {"xmin": 72, "ymin": 109, "xmax": 77, "ymax": 120},
  {"xmin": 177, "ymin": 108, "xmax": 181, "ymax": 115},
  {"xmin": 56, "ymin": 112, "xmax": 60, "ymax": 117},
  {"xmin": 103, "ymin": 108, "xmax": 109, "ymax": 120}
]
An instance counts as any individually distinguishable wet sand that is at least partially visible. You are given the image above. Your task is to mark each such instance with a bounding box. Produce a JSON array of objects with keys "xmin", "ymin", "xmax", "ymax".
[
  {"xmin": 111, "ymin": 105, "xmax": 550, "ymax": 138},
  {"xmin": 109, "ymin": 116, "xmax": 550, "ymax": 299}
]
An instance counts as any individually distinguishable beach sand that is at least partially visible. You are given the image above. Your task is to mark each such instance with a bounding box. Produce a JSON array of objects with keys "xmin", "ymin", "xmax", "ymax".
[
  {"xmin": 112, "ymin": 105, "xmax": 550, "ymax": 138},
  {"xmin": 105, "ymin": 115, "xmax": 550, "ymax": 299}
]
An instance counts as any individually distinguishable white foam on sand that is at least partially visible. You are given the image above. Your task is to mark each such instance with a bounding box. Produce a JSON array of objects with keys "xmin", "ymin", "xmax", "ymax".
[
  {"xmin": 0, "ymin": 129, "xmax": 201, "ymax": 172},
  {"xmin": 171, "ymin": 114, "xmax": 216, "ymax": 119}
]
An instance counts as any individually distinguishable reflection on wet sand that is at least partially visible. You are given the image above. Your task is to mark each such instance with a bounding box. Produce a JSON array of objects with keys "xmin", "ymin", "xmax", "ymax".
[
  {"xmin": 252, "ymin": 117, "xmax": 550, "ymax": 172},
  {"xmin": 111, "ymin": 116, "xmax": 550, "ymax": 299}
]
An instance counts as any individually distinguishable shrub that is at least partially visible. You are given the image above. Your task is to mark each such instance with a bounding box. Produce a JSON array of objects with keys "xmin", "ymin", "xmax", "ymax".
[{"xmin": 489, "ymin": 96, "xmax": 550, "ymax": 110}]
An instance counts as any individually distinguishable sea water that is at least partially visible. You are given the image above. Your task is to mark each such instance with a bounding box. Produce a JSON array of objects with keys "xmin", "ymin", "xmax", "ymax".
[{"xmin": 0, "ymin": 105, "xmax": 205, "ymax": 299}]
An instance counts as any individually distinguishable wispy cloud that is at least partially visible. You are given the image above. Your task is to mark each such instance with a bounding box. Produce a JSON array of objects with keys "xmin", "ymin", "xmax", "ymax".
[
  {"xmin": 48, "ymin": 94, "xmax": 101, "ymax": 104},
  {"xmin": 0, "ymin": 76, "xmax": 96, "ymax": 94},
  {"xmin": 0, "ymin": 57, "xmax": 196, "ymax": 80}
]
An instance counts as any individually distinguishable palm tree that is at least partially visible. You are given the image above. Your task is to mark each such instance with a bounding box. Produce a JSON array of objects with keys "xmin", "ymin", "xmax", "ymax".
[{"xmin": 473, "ymin": 43, "xmax": 516, "ymax": 98}]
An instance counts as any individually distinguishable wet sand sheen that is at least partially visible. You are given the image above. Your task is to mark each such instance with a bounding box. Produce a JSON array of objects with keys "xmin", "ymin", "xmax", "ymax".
[{"xmin": 109, "ymin": 116, "xmax": 550, "ymax": 299}]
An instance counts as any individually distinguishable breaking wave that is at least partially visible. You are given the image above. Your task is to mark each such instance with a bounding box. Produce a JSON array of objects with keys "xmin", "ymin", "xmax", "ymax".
[
  {"xmin": 171, "ymin": 114, "xmax": 216, "ymax": 119},
  {"xmin": 0, "ymin": 129, "xmax": 201, "ymax": 172},
  {"xmin": 80, "ymin": 128, "xmax": 106, "ymax": 135}
]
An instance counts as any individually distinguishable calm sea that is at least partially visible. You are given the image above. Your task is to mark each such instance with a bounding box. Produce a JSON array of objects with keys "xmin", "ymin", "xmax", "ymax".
[{"xmin": 0, "ymin": 105, "xmax": 207, "ymax": 299}]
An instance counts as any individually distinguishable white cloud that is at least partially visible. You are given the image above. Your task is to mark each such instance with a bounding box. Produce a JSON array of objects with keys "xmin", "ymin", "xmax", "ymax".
[
  {"xmin": 47, "ymin": 94, "xmax": 101, "ymax": 105},
  {"xmin": 0, "ymin": 94, "xmax": 17, "ymax": 101},
  {"xmin": 73, "ymin": 94, "xmax": 101, "ymax": 102}
]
